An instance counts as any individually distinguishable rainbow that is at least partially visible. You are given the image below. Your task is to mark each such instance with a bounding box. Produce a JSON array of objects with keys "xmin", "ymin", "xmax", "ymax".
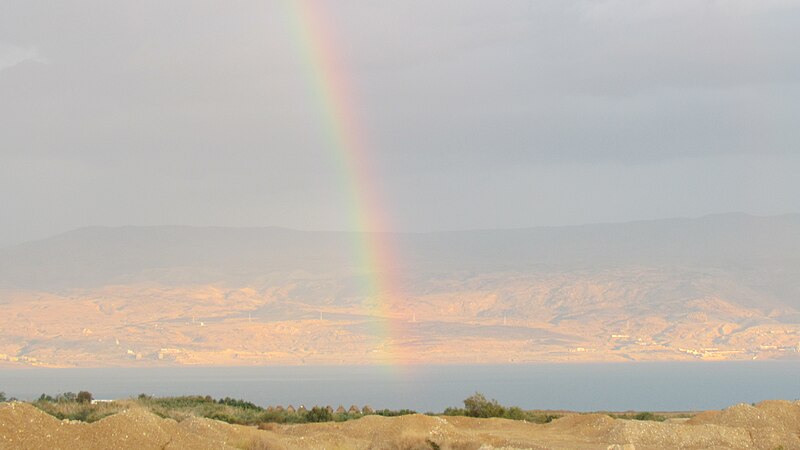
[{"xmin": 285, "ymin": 0, "xmax": 407, "ymax": 364}]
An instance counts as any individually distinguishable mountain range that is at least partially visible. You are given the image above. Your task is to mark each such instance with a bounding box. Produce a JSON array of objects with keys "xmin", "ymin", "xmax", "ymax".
[{"xmin": 1, "ymin": 213, "xmax": 799, "ymax": 367}]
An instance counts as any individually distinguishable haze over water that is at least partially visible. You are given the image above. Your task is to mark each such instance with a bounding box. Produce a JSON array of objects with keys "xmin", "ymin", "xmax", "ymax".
[{"xmin": 2, "ymin": 362, "xmax": 798, "ymax": 412}]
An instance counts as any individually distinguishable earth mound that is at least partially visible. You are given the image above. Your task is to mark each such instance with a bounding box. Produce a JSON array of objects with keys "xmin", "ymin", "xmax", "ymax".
[{"xmin": 3, "ymin": 400, "xmax": 800, "ymax": 449}]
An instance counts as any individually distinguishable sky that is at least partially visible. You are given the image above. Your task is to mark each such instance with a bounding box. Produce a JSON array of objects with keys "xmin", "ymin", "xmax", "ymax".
[{"xmin": 1, "ymin": 0, "xmax": 799, "ymax": 248}]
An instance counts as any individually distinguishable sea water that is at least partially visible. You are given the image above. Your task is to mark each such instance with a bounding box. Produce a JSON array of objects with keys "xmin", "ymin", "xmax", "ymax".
[{"xmin": 0, "ymin": 362, "xmax": 797, "ymax": 412}]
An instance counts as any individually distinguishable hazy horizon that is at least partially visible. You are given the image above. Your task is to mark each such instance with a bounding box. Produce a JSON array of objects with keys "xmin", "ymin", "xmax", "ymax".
[{"xmin": 3, "ymin": 210, "xmax": 800, "ymax": 250}]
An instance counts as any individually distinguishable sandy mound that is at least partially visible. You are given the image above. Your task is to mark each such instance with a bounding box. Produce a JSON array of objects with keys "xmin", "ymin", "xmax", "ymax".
[
  {"xmin": 690, "ymin": 400, "xmax": 800, "ymax": 429},
  {"xmin": 547, "ymin": 413, "xmax": 616, "ymax": 434},
  {"xmin": 601, "ymin": 419, "xmax": 751, "ymax": 449},
  {"xmin": 0, "ymin": 403, "xmax": 250, "ymax": 450},
  {"xmin": 4, "ymin": 401, "xmax": 800, "ymax": 450},
  {"xmin": 0, "ymin": 402, "xmax": 81, "ymax": 449},
  {"xmin": 593, "ymin": 400, "xmax": 800, "ymax": 450},
  {"xmin": 687, "ymin": 400, "xmax": 800, "ymax": 449},
  {"xmin": 280, "ymin": 414, "xmax": 481, "ymax": 449}
]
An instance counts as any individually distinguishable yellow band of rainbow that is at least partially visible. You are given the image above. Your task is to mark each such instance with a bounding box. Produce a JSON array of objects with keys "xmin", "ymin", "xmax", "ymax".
[{"xmin": 285, "ymin": 0, "xmax": 406, "ymax": 365}]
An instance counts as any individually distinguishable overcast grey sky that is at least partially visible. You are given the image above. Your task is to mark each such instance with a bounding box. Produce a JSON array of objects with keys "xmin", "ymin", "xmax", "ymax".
[{"xmin": 1, "ymin": 0, "xmax": 799, "ymax": 247}]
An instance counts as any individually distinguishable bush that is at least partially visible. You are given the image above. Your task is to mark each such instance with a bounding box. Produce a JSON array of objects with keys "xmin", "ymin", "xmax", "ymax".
[
  {"xmin": 217, "ymin": 397, "xmax": 260, "ymax": 410},
  {"xmin": 426, "ymin": 439, "xmax": 442, "ymax": 450},
  {"xmin": 27, "ymin": 391, "xmax": 563, "ymax": 428},
  {"xmin": 77, "ymin": 391, "xmax": 93, "ymax": 404},
  {"xmin": 57, "ymin": 392, "xmax": 77, "ymax": 403},
  {"xmin": 206, "ymin": 411, "xmax": 243, "ymax": 424},
  {"xmin": 259, "ymin": 409, "xmax": 290, "ymax": 424},
  {"xmin": 374, "ymin": 408, "xmax": 416, "ymax": 417},
  {"xmin": 31, "ymin": 399, "xmax": 123, "ymax": 423},
  {"xmin": 306, "ymin": 406, "xmax": 333, "ymax": 422},
  {"xmin": 529, "ymin": 413, "xmax": 560, "ymax": 424},
  {"xmin": 443, "ymin": 407, "xmax": 467, "ymax": 416},
  {"xmin": 503, "ymin": 406, "xmax": 526, "ymax": 420},
  {"xmin": 633, "ymin": 412, "xmax": 665, "ymax": 421},
  {"xmin": 149, "ymin": 395, "xmax": 216, "ymax": 408},
  {"xmin": 463, "ymin": 393, "xmax": 505, "ymax": 418},
  {"xmin": 444, "ymin": 393, "xmax": 560, "ymax": 423},
  {"xmin": 132, "ymin": 395, "xmax": 268, "ymax": 425},
  {"xmin": 0, "ymin": 392, "xmax": 6, "ymax": 402},
  {"xmin": 609, "ymin": 411, "xmax": 666, "ymax": 422}
]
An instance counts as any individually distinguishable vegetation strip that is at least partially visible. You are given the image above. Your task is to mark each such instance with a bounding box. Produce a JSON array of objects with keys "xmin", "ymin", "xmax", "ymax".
[{"xmin": 0, "ymin": 390, "xmax": 679, "ymax": 426}]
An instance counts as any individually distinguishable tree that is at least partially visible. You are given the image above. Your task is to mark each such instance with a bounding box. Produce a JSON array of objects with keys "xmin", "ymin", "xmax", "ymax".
[
  {"xmin": 463, "ymin": 392, "xmax": 505, "ymax": 418},
  {"xmin": 306, "ymin": 406, "xmax": 333, "ymax": 422},
  {"xmin": 77, "ymin": 391, "xmax": 93, "ymax": 404},
  {"xmin": 57, "ymin": 392, "xmax": 77, "ymax": 403},
  {"xmin": 0, "ymin": 392, "xmax": 6, "ymax": 402}
]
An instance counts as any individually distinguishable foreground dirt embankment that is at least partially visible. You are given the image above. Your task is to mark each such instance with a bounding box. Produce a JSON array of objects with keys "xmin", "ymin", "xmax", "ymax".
[{"xmin": 2, "ymin": 400, "xmax": 800, "ymax": 449}]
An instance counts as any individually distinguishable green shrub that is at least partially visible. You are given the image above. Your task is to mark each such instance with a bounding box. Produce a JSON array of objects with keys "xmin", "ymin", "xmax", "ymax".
[
  {"xmin": 425, "ymin": 438, "xmax": 441, "ymax": 450},
  {"xmin": 31, "ymin": 400, "xmax": 122, "ymax": 423},
  {"xmin": 609, "ymin": 411, "xmax": 666, "ymax": 422},
  {"xmin": 28, "ymin": 391, "xmax": 565, "ymax": 427},
  {"xmin": 374, "ymin": 408, "xmax": 416, "ymax": 417},
  {"xmin": 443, "ymin": 407, "xmax": 467, "ymax": 416},
  {"xmin": 463, "ymin": 393, "xmax": 505, "ymax": 418},
  {"xmin": 57, "ymin": 392, "xmax": 77, "ymax": 403},
  {"xmin": 217, "ymin": 397, "xmax": 260, "ymax": 410},
  {"xmin": 205, "ymin": 411, "xmax": 243, "ymax": 424},
  {"xmin": 444, "ymin": 393, "xmax": 561, "ymax": 423},
  {"xmin": 529, "ymin": 413, "xmax": 560, "ymax": 424},
  {"xmin": 150, "ymin": 395, "xmax": 216, "ymax": 408},
  {"xmin": 633, "ymin": 412, "xmax": 665, "ymax": 421},
  {"xmin": 306, "ymin": 406, "xmax": 333, "ymax": 422},
  {"xmin": 259, "ymin": 409, "xmax": 290, "ymax": 424},
  {"xmin": 503, "ymin": 406, "xmax": 526, "ymax": 420}
]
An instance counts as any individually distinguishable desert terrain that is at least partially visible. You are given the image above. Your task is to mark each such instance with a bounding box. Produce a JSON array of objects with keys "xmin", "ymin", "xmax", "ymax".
[
  {"xmin": 1, "ymin": 214, "xmax": 799, "ymax": 367},
  {"xmin": 1, "ymin": 270, "xmax": 799, "ymax": 367},
  {"xmin": 3, "ymin": 399, "xmax": 800, "ymax": 449}
]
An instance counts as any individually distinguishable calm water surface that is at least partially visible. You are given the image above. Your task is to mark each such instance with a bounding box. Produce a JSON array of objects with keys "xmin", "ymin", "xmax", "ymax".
[{"xmin": 0, "ymin": 362, "xmax": 798, "ymax": 412}]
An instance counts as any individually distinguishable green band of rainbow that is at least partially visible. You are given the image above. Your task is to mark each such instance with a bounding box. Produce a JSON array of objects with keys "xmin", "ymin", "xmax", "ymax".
[{"xmin": 285, "ymin": 0, "xmax": 405, "ymax": 364}]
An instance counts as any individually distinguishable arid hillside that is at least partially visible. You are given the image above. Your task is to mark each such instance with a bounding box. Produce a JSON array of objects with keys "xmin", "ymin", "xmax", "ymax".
[
  {"xmin": 1, "ymin": 214, "xmax": 799, "ymax": 367},
  {"xmin": 3, "ymin": 400, "xmax": 800, "ymax": 449}
]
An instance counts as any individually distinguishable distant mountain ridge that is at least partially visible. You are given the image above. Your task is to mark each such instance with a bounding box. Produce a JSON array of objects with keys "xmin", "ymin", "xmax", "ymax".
[
  {"xmin": 2, "ymin": 213, "xmax": 800, "ymax": 366},
  {"xmin": 1, "ymin": 213, "xmax": 800, "ymax": 290}
]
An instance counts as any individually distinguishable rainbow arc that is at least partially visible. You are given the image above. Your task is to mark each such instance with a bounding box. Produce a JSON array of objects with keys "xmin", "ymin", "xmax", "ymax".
[{"xmin": 286, "ymin": 0, "xmax": 406, "ymax": 364}]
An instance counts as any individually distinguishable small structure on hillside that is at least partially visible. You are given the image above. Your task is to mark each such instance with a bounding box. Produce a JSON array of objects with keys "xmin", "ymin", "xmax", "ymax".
[
  {"xmin": 275, "ymin": 405, "xmax": 285, "ymax": 412},
  {"xmin": 286, "ymin": 405, "xmax": 296, "ymax": 414},
  {"xmin": 297, "ymin": 405, "xmax": 307, "ymax": 413},
  {"xmin": 348, "ymin": 405, "xmax": 360, "ymax": 414},
  {"xmin": 325, "ymin": 405, "xmax": 334, "ymax": 413},
  {"xmin": 335, "ymin": 405, "xmax": 346, "ymax": 414},
  {"xmin": 362, "ymin": 405, "xmax": 374, "ymax": 414}
]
